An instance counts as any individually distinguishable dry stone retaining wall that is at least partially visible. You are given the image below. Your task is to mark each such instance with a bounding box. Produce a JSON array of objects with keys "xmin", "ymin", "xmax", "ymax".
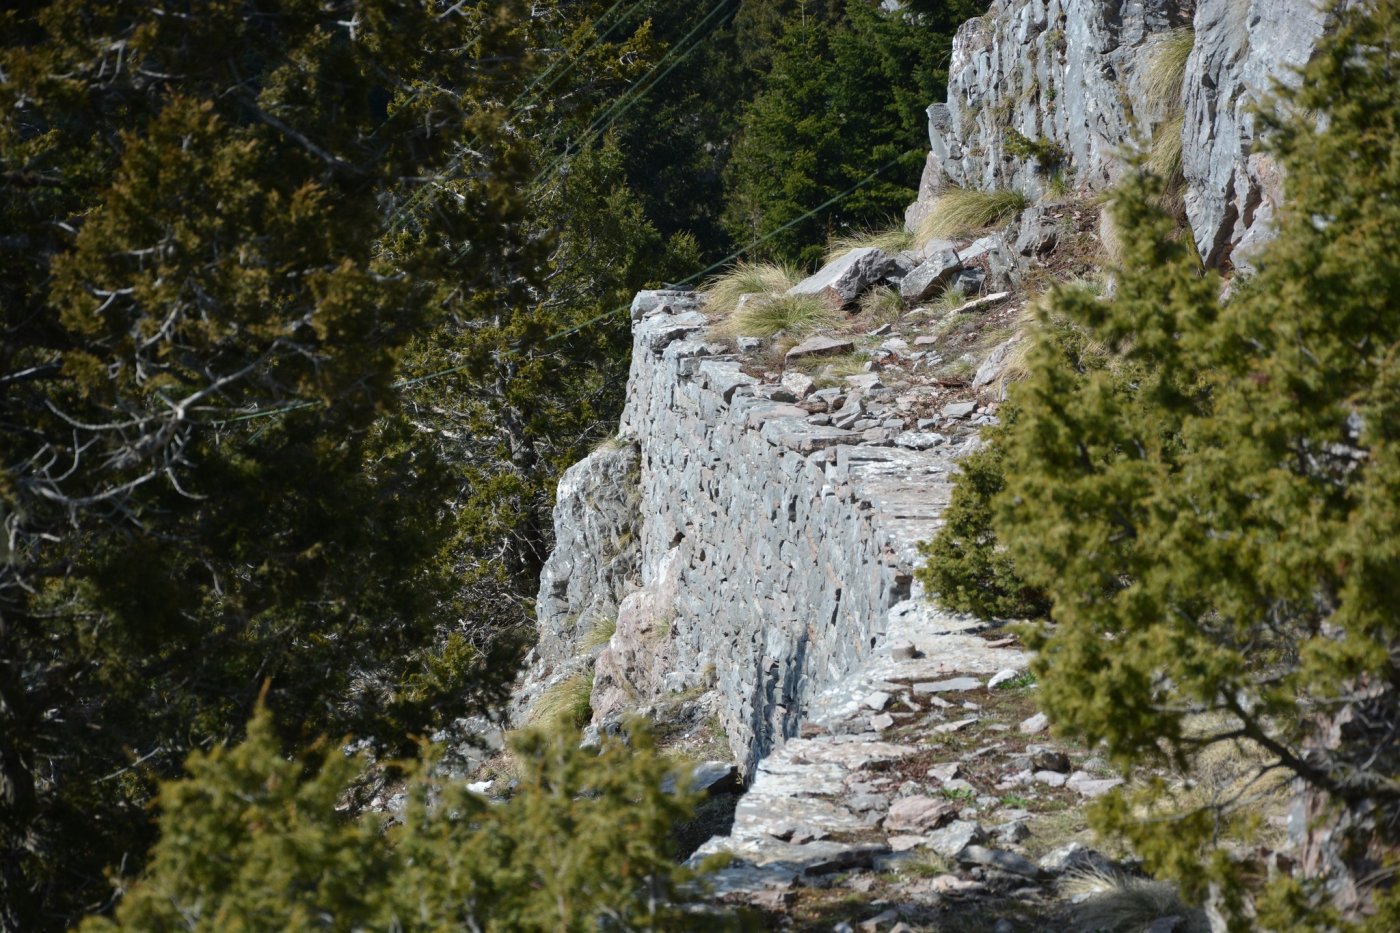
[{"xmin": 529, "ymin": 291, "xmax": 978, "ymax": 774}]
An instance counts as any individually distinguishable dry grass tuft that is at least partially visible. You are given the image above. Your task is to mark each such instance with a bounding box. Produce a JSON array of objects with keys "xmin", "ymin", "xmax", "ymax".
[
  {"xmin": 1143, "ymin": 26, "xmax": 1195, "ymax": 114},
  {"xmin": 591, "ymin": 435, "xmax": 629, "ymax": 454},
  {"xmin": 712, "ymin": 292, "xmax": 838, "ymax": 340},
  {"xmin": 1148, "ymin": 111, "xmax": 1186, "ymax": 185},
  {"xmin": 791, "ymin": 351, "xmax": 870, "ymax": 387},
  {"xmin": 824, "ymin": 222, "xmax": 917, "ymax": 264},
  {"xmin": 1161, "ymin": 711, "xmax": 1294, "ymax": 847},
  {"xmin": 896, "ymin": 848, "xmax": 957, "ymax": 879},
  {"xmin": 579, "ymin": 616, "xmax": 616, "ymax": 652},
  {"xmin": 1062, "ymin": 867, "xmax": 1208, "ymax": 933},
  {"xmin": 917, "ymin": 187, "xmax": 1029, "ymax": 241},
  {"xmin": 529, "ymin": 671, "xmax": 594, "ymax": 732},
  {"xmin": 856, "ymin": 285, "xmax": 904, "ymax": 325},
  {"xmin": 930, "ymin": 284, "xmax": 969, "ymax": 315},
  {"xmin": 700, "ymin": 261, "xmax": 800, "ymax": 315}
]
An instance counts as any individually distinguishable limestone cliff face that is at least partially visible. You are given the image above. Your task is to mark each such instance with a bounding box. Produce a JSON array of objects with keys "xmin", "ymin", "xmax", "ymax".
[
  {"xmin": 521, "ymin": 0, "xmax": 1335, "ymax": 769},
  {"xmin": 912, "ymin": 0, "xmax": 1331, "ymax": 272},
  {"xmin": 1182, "ymin": 0, "xmax": 1329, "ymax": 268},
  {"xmin": 528, "ymin": 290, "xmax": 971, "ymax": 773}
]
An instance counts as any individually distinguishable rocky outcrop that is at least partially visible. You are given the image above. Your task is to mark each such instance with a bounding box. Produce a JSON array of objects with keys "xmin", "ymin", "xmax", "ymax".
[
  {"xmin": 533, "ymin": 443, "xmax": 640, "ymax": 665},
  {"xmin": 1182, "ymin": 0, "xmax": 1329, "ymax": 269},
  {"xmin": 521, "ymin": 285, "xmax": 974, "ymax": 760},
  {"xmin": 594, "ymin": 298, "xmax": 984, "ymax": 773},
  {"xmin": 927, "ymin": 0, "xmax": 1183, "ymax": 201},
  {"xmin": 912, "ymin": 0, "xmax": 1333, "ymax": 272}
]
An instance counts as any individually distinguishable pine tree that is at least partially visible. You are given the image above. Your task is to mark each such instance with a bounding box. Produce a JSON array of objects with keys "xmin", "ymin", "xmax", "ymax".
[
  {"xmin": 0, "ymin": 1, "xmax": 641, "ymax": 926},
  {"xmin": 920, "ymin": 1, "xmax": 1400, "ymax": 920},
  {"xmin": 722, "ymin": 0, "xmax": 983, "ymax": 266},
  {"xmin": 80, "ymin": 708, "xmax": 726, "ymax": 932}
]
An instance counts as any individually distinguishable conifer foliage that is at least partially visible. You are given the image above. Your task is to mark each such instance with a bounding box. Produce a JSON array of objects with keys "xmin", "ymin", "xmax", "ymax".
[
  {"xmin": 80, "ymin": 708, "xmax": 716, "ymax": 932},
  {"xmin": 722, "ymin": 0, "xmax": 983, "ymax": 266},
  {"xmin": 0, "ymin": 1, "xmax": 646, "ymax": 926},
  {"xmin": 920, "ymin": 1, "xmax": 1400, "ymax": 919}
]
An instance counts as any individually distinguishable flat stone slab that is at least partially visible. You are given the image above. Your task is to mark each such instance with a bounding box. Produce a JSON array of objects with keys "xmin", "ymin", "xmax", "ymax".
[
  {"xmin": 788, "ymin": 247, "xmax": 897, "ymax": 305},
  {"xmin": 732, "ymin": 794, "xmax": 867, "ymax": 841},
  {"xmin": 925, "ymin": 819, "xmax": 986, "ymax": 858},
  {"xmin": 701, "ymin": 836, "xmax": 888, "ymax": 872},
  {"xmin": 958, "ymin": 844, "xmax": 1042, "ymax": 879},
  {"xmin": 912, "ymin": 676, "xmax": 983, "ymax": 694},
  {"xmin": 885, "ymin": 796, "xmax": 956, "ymax": 833},
  {"xmin": 786, "ymin": 737, "xmax": 920, "ymax": 770},
  {"xmin": 745, "ymin": 403, "xmax": 811, "ymax": 428},
  {"xmin": 1067, "ymin": 772, "xmax": 1125, "ymax": 798},
  {"xmin": 785, "ymin": 334, "xmax": 855, "ymax": 361},
  {"xmin": 759, "ymin": 420, "xmax": 857, "ymax": 454},
  {"xmin": 900, "ymin": 247, "xmax": 963, "ymax": 302},
  {"xmin": 630, "ymin": 288, "xmax": 699, "ymax": 320},
  {"xmin": 698, "ymin": 360, "xmax": 758, "ymax": 401},
  {"xmin": 691, "ymin": 859, "xmax": 799, "ymax": 897}
]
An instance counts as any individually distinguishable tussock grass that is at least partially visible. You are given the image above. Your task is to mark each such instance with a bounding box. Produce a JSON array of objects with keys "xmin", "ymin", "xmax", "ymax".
[
  {"xmin": 529, "ymin": 671, "xmax": 594, "ymax": 732},
  {"xmin": 995, "ymin": 290, "xmax": 1111, "ymax": 389},
  {"xmin": 700, "ymin": 261, "xmax": 800, "ymax": 315},
  {"xmin": 792, "ymin": 351, "xmax": 869, "ymax": 387},
  {"xmin": 1062, "ymin": 867, "xmax": 1208, "ymax": 933},
  {"xmin": 1148, "ymin": 111, "xmax": 1185, "ymax": 185},
  {"xmin": 579, "ymin": 616, "xmax": 616, "ymax": 652},
  {"xmin": 917, "ymin": 187, "xmax": 1029, "ymax": 240},
  {"xmin": 824, "ymin": 222, "xmax": 916, "ymax": 264},
  {"xmin": 591, "ymin": 435, "xmax": 629, "ymax": 454},
  {"xmin": 1157, "ymin": 711, "xmax": 1293, "ymax": 847},
  {"xmin": 897, "ymin": 849, "xmax": 956, "ymax": 878},
  {"xmin": 713, "ymin": 292, "xmax": 838, "ymax": 339},
  {"xmin": 857, "ymin": 285, "xmax": 904, "ymax": 325},
  {"xmin": 930, "ymin": 284, "xmax": 969, "ymax": 315},
  {"xmin": 1099, "ymin": 200, "xmax": 1125, "ymax": 265},
  {"xmin": 1143, "ymin": 26, "xmax": 1195, "ymax": 113},
  {"xmin": 928, "ymin": 309, "xmax": 980, "ymax": 342}
]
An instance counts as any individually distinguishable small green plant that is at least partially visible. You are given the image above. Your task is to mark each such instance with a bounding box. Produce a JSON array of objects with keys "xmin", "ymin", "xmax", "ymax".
[
  {"xmin": 700, "ymin": 260, "xmax": 800, "ymax": 315},
  {"xmin": 824, "ymin": 221, "xmax": 916, "ymax": 263},
  {"xmin": 1047, "ymin": 168, "xmax": 1071, "ymax": 198},
  {"xmin": 939, "ymin": 786, "xmax": 977, "ymax": 801},
  {"xmin": 713, "ymin": 292, "xmax": 838, "ymax": 339},
  {"xmin": 1142, "ymin": 26, "xmax": 1194, "ymax": 113},
  {"xmin": 82, "ymin": 706, "xmax": 718, "ymax": 931},
  {"xmin": 1000, "ymin": 794, "xmax": 1032, "ymax": 809},
  {"xmin": 995, "ymin": 670, "xmax": 1037, "ymax": 690},
  {"xmin": 1004, "ymin": 129, "xmax": 1066, "ymax": 169},
  {"xmin": 918, "ymin": 187, "xmax": 1030, "ymax": 240}
]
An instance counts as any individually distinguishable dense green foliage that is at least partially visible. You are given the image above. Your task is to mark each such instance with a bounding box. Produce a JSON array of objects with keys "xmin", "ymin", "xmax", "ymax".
[
  {"xmin": 919, "ymin": 1, "xmax": 1400, "ymax": 919},
  {"xmin": 0, "ymin": 1, "xmax": 675, "ymax": 926},
  {"xmin": 723, "ymin": 0, "xmax": 983, "ymax": 266},
  {"xmin": 80, "ymin": 707, "xmax": 720, "ymax": 932},
  {"xmin": 0, "ymin": 1, "xmax": 979, "ymax": 927}
]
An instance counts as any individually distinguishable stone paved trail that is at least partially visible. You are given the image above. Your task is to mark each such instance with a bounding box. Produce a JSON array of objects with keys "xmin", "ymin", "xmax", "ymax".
[{"xmin": 688, "ymin": 604, "xmax": 1128, "ymax": 929}]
